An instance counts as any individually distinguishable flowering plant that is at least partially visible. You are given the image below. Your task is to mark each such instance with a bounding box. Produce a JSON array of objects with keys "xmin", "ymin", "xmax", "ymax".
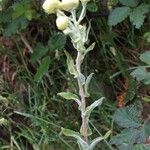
[{"xmin": 42, "ymin": 0, "xmax": 107, "ymax": 149}]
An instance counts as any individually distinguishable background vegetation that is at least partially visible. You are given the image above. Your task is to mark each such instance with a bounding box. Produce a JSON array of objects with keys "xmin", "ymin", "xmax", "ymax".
[{"xmin": 0, "ymin": 0, "xmax": 150, "ymax": 149}]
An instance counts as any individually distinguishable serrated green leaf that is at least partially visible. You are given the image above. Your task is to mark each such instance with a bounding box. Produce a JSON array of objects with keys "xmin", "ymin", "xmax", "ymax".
[
  {"xmin": 133, "ymin": 144, "xmax": 150, "ymax": 150},
  {"xmin": 3, "ymin": 16, "xmax": 28, "ymax": 36},
  {"xmin": 125, "ymin": 79, "xmax": 136, "ymax": 102},
  {"xmin": 129, "ymin": 4, "xmax": 150, "ymax": 29},
  {"xmin": 87, "ymin": 2, "xmax": 98, "ymax": 12},
  {"xmin": 64, "ymin": 50, "xmax": 77, "ymax": 76},
  {"xmin": 58, "ymin": 92, "xmax": 79, "ymax": 100},
  {"xmin": 119, "ymin": 0, "xmax": 139, "ymax": 7},
  {"xmin": 108, "ymin": 7, "xmax": 131, "ymax": 26},
  {"xmin": 110, "ymin": 129, "xmax": 136, "ymax": 149},
  {"xmin": 131, "ymin": 67, "xmax": 150, "ymax": 85},
  {"xmin": 12, "ymin": 3, "xmax": 25, "ymax": 19},
  {"xmin": 110, "ymin": 124, "xmax": 150, "ymax": 150},
  {"xmin": 34, "ymin": 56, "xmax": 51, "ymax": 81},
  {"xmin": 140, "ymin": 51, "xmax": 150, "ymax": 65},
  {"xmin": 113, "ymin": 105, "xmax": 141, "ymax": 128},
  {"xmin": 48, "ymin": 32, "xmax": 66, "ymax": 51},
  {"xmin": 0, "ymin": 8, "xmax": 13, "ymax": 23},
  {"xmin": 30, "ymin": 43, "xmax": 49, "ymax": 63},
  {"xmin": 144, "ymin": 32, "xmax": 150, "ymax": 43},
  {"xmin": 85, "ymin": 73, "xmax": 94, "ymax": 97}
]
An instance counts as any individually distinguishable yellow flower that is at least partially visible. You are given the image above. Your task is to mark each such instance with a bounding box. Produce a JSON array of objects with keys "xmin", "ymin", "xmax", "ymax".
[
  {"xmin": 42, "ymin": 0, "xmax": 61, "ymax": 14},
  {"xmin": 62, "ymin": 0, "xmax": 79, "ymax": 11},
  {"xmin": 56, "ymin": 16, "xmax": 69, "ymax": 31}
]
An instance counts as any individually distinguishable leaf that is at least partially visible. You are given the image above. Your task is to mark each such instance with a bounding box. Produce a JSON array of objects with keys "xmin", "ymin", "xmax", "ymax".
[
  {"xmin": 113, "ymin": 105, "xmax": 141, "ymax": 128},
  {"xmin": 110, "ymin": 125, "xmax": 150, "ymax": 150},
  {"xmin": 84, "ymin": 98, "xmax": 104, "ymax": 119},
  {"xmin": 64, "ymin": 50, "xmax": 77, "ymax": 76},
  {"xmin": 125, "ymin": 79, "xmax": 136, "ymax": 102},
  {"xmin": 34, "ymin": 56, "xmax": 51, "ymax": 81},
  {"xmin": 80, "ymin": 123, "xmax": 92, "ymax": 136},
  {"xmin": 144, "ymin": 32, "xmax": 150, "ymax": 43},
  {"xmin": 119, "ymin": 0, "xmax": 139, "ymax": 7},
  {"xmin": 108, "ymin": 7, "xmax": 131, "ymax": 26},
  {"xmin": 129, "ymin": 4, "xmax": 150, "ymax": 29},
  {"xmin": 3, "ymin": 16, "xmax": 28, "ymax": 36},
  {"xmin": 0, "ymin": 8, "xmax": 13, "ymax": 23},
  {"xmin": 89, "ymin": 137, "xmax": 103, "ymax": 150},
  {"xmin": 85, "ymin": 43, "xmax": 95, "ymax": 55},
  {"xmin": 131, "ymin": 67, "xmax": 150, "ymax": 85},
  {"xmin": 78, "ymin": 73, "xmax": 86, "ymax": 85},
  {"xmin": 12, "ymin": 3, "xmax": 25, "ymax": 19},
  {"xmin": 133, "ymin": 144, "xmax": 150, "ymax": 150},
  {"xmin": 87, "ymin": 2, "xmax": 98, "ymax": 12},
  {"xmin": 30, "ymin": 43, "xmax": 49, "ymax": 62},
  {"xmin": 61, "ymin": 128, "xmax": 89, "ymax": 149},
  {"xmin": 48, "ymin": 32, "xmax": 66, "ymax": 51},
  {"xmin": 58, "ymin": 92, "xmax": 79, "ymax": 100},
  {"xmin": 85, "ymin": 73, "xmax": 94, "ymax": 97},
  {"xmin": 110, "ymin": 129, "xmax": 137, "ymax": 149},
  {"xmin": 140, "ymin": 51, "xmax": 150, "ymax": 65}
]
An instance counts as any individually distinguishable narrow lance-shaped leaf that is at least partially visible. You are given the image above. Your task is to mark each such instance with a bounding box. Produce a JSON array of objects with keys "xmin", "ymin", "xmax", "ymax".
[
  {"xmin": 61, "ymin": 128, "xmax": 89, "ymax": 149},
  {"xmin": 85, "ymin": 43, "xmax": 95, "ymax": 55},
  {"xmin": 64, "ymin": 50, "xmax": 77, "ymax": 77},
  {"xmin": 84, "ymin": 98, "xmax": 104, "ymax": 119},
  {"xmin": 85, "ymin": 73, "xmax": 94, "ymax": 97},
  {"xmin": 89, "ymin": 137, "xmax": 103, "ymax": 150},
  {"xmin": 58, "ymin": 92, "xmax": 81, "ymax": 106},
  {"xmin": 78, "ymin": 73, "xmax": 86, "ymax": 85},
  {"xmin": 85, "ymin": 20, "xmax": 91, "ymax": 42},
  {"xmin": 80, "ymin": 122, "xmax": 92, "ymax": 136},
  {"xmin": 58, "ymin": 92, "xmax": 79, "ymax": 100}
]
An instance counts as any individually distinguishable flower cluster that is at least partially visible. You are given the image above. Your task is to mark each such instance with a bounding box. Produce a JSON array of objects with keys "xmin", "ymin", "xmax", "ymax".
[{"xmin": 42, "ymin": 0, "xmax": 92, "ymax": 32}]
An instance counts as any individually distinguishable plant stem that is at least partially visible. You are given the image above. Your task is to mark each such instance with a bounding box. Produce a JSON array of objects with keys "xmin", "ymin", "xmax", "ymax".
[{"xmin": 76, "ymin": 52, "xmax": 88, "ymax": 143}]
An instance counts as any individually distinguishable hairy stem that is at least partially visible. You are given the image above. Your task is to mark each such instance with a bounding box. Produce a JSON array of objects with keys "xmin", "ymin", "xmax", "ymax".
[{"xmin": 76, "ymin": 52, "xmax": 88, "ymax": 143}]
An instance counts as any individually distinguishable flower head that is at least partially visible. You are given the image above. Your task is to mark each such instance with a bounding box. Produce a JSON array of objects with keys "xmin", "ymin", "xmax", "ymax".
[
  {"xmin": 62, "ymin": 0, "xmax": 79, "ymax": 11},
  {"xmin": 56, "ymin": 16, "xmax": 69, "ymax": 31},
  {"xmin": 42, "ymin": 0, "xmax": 61, "ymax": 14},
  {"xmin": 80, "ymin": 0, "xmax": 91, "ymax": 3}
]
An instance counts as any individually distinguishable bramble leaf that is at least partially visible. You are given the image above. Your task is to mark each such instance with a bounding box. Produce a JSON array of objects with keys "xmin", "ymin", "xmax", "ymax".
[
  {"xmin": 129, "ymin": 4, "xmax": 150, "ymax": 29},
  {"xmin": 119, "ymin": 0, "xmax": 139, "ymax": 7},
  {"xmin": 108, "ymin": 7, "xmax": 131, "ymax": 26}
]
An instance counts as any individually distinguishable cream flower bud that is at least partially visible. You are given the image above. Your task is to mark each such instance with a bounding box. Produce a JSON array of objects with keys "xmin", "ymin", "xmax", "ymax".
[
  {"xmin": 56, "ymin": 16, "xmax": 69, "ymax": 31},
  {"xmin": 62, "ymin": 0, "xmax": 79, "ymax": 11},
  {"xmin": 80, "ymin": 0, "xmax": 91, "ymax": 3},
  {"xmin": 42, "ymin": 0, "xmax": 60, "ymax": 14}
]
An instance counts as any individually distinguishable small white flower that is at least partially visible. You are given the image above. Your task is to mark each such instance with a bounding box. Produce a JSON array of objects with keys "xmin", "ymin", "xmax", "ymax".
[
  {"xmin": 62, "ymin": 0, "xmax": 79, "ymax": 11},
  {"xmin": 56, "ymin": 16, "xmax": 69, "ymax": 31},
  {"xmin": 42, "ymin": 0, "xmax": 61, "ymax": 14}
]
